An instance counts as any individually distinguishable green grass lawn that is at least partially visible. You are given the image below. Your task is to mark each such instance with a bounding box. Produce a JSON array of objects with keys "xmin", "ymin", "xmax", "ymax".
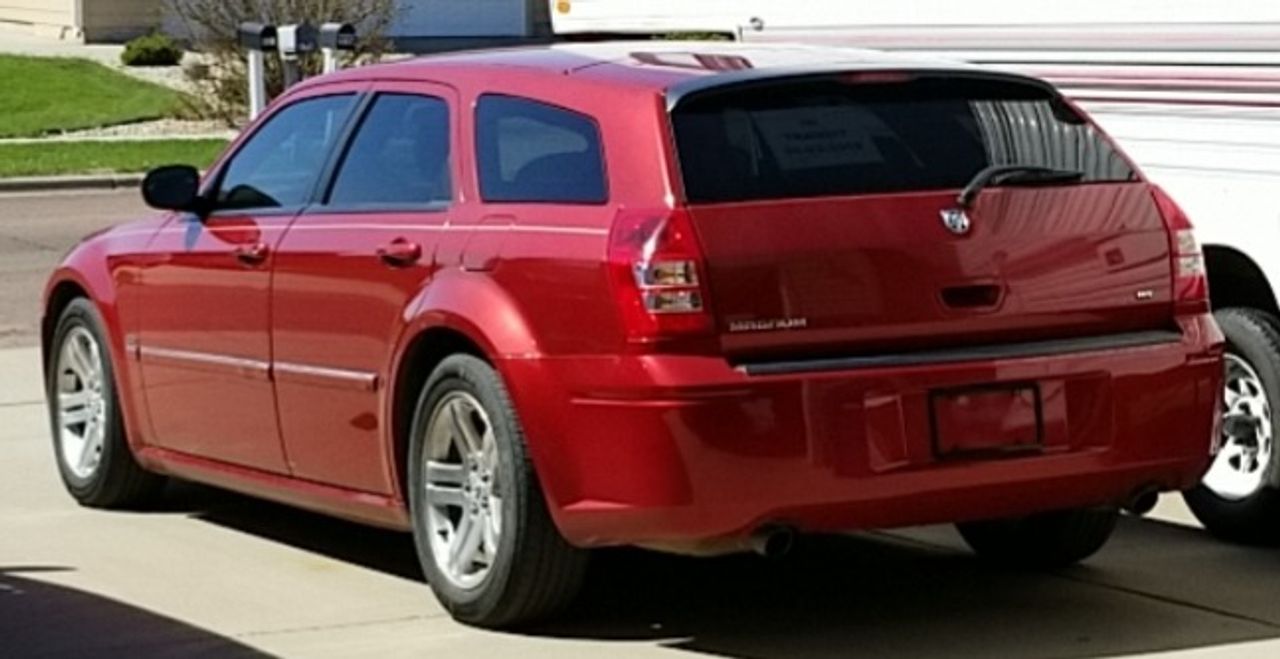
[
  {"xmin": 0, "ymin": 140, "xmax": 227, "ymax": 178},
  {"xmin": 0, "ymin": 55, "xmax": 186, "ymax": 138}
]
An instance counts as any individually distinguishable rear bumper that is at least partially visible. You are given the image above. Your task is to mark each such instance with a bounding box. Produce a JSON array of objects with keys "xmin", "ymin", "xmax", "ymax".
[{"xmin": 501, "ymin": 315, "xmax": 1224, "ymax": 549}]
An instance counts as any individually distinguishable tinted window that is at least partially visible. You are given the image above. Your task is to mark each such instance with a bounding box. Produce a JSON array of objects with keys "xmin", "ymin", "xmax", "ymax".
[
  {"xmin": 672, "ymin": 76, "xmax": 1136, "ymax": 204},
  {"xmin": 328, "ymin": 94, "xmax": 452, "ymax": 206},
  {"xmin": 217, "ymin": 95, "xmax": 354, "ymax": 210},
  {"xmin": 476, "ymin": 95, "xmax": 606, "ymax": 203}
]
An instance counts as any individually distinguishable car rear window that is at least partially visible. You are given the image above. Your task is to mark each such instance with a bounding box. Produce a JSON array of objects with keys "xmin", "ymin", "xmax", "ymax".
[{"xmin": 671, "ymin": 75, "xmax": 1136, "ymax": 204}]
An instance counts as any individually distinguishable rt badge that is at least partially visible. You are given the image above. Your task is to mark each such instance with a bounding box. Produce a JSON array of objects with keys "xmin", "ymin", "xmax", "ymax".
[{"xmin": 940, "ymin": 208, "xmax": 972, "ymax": 235}]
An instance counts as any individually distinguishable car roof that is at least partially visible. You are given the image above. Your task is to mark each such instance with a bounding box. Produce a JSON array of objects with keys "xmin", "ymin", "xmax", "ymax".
[{"xmin": 315, "ymin": 41, "xmax": 1046, "ymax": 103}]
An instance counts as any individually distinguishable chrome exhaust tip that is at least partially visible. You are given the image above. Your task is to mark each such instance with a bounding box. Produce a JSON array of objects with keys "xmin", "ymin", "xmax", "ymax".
[
  {"xmin": 750, "ymin": 526, "xmax": 796, "ymax": 558},
  {"xmin": 1123, "ymin": 488, "xmax": 1161, "ymax": 517}
]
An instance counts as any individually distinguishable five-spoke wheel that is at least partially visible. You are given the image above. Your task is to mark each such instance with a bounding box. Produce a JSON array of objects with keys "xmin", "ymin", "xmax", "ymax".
[
  {"xmin": 48, "ymin": 298, "xmax": 163, "ymax": 508},
  {"xmin": 55, "ymin": 326, "xmax": 109, "ymax": 481},
  {"xmin": 408, "ymin": 354, "xmax": 586, "ymax": 628},
  {"xmin": 422, "ymin": 391, "xmax": 505, "ymax": 590}
]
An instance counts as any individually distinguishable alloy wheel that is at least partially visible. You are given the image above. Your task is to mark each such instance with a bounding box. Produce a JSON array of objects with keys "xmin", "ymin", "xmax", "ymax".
[
  {"xmin": 55, "ymin": 326, "xmax": 108, "ymax": 480},
  {"xmin": 421, "ymin": 391, "xmax": 503, "ymax": 590}
]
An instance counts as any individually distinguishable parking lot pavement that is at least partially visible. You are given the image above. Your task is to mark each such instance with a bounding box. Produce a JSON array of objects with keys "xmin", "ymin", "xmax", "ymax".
[
  {"xmin": 0, "ymin": 341, "xmax": 1277, "ymax": 658},
  {"xmin": 3, "ymin": 191, "xmax": 1280, "ymax": 658},
  {"xmin": 0, "ymin": 189, "xmax": 146, "ymax": 350}
]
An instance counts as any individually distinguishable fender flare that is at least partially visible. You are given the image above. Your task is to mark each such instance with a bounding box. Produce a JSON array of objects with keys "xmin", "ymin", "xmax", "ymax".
[
  {"xmin": 42, "ymin": 250, "xmax": 151, "ymax": 456},
  {"xmin": 381, "ymin": 269, "xmax": 543, "ymax": 501}
]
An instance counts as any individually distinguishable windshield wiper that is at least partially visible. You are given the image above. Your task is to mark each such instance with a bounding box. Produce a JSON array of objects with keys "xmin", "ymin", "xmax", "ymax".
[{"xmin": 957, "ymin": 164, "xmax": 1085, "ymax": 209}]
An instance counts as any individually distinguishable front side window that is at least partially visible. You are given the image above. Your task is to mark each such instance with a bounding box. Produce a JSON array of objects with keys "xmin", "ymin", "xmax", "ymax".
[
  {"xmin": 475, "ymin": 95, "xmax": 606, "ymax": 204},
  {"xmin": 327, "ymin": 94, "xmax": 452, "ymax": 206},
  {"xmin": 216, "ymin": 95, "xmax": 355, "ymax": 210}
]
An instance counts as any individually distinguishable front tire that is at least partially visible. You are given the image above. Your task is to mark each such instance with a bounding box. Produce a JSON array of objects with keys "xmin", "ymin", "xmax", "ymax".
[
  {"xmin": 1184, "ymin": 308, "xmax": 1280, "ymax": 544},
  {"xmin": 47, "ymin": 298, "xmax": 164, "ymax": 508},
  {"xmin": 957, "ymin": 507, "xmax": 1119, "ymax": 568},
  {"xmin": 408, "ymin": 354, "xmax": 587, "ymax": 628}
]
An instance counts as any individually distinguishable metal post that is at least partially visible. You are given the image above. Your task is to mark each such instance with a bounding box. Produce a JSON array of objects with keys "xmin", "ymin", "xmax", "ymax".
[
  {"xmin": 246, "ymin": 49, "xmax": 266, "ymax": 120},
  {"xmin": 239, "ymin": 23, "xmax": 277, "ymax": 120},
  {"xmin": 319, "ymin": 23, "xmax": 357, "ymax": 75},
  {"xmin": 281, "ymin": 58, "xmax": 302, "ymax": 89},
  {"xmin": 277, "ymin": 23, "xmax": 318, "ymax": 90}
]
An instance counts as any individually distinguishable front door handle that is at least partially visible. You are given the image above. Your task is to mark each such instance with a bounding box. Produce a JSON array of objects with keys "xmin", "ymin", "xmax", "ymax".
[
  {"xmin": 234, "ymin": 243, "xmax": 270, "ymax": 266},
  {"xmin": 377, "ymin": 238, "xmax": 422, "ymax": 267}
]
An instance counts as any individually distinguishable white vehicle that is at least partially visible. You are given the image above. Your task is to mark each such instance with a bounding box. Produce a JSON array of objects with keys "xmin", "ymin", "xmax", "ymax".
[{"xmin": 551, "ymin": 0, "xmax": 1280, "ymax": 542}]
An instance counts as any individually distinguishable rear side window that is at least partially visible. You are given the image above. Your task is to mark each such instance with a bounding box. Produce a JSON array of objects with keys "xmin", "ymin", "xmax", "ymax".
[
  {"xmin": 671, "ymin": 76, "xmax": 1136, "ymax": 204},
  {"xmin": 475, "ymin": 95, "xmax": 606, "ymax": 204},
  {"xmin": 328, "ymin": 93, "xmax": 452, "ymax": 206}
]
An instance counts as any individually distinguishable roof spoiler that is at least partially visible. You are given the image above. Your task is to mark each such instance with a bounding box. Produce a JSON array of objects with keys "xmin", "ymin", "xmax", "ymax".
[{"xmin": 664, "ymin": 66, "xmax": 1060, "ymax": 112}]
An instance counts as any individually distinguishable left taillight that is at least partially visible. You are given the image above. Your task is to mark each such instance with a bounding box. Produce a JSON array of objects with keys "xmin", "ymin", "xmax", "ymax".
[
  {"xmin": 1151, "ymin": 185, "xmax": 1209, "ymax": 314},
  {"xmin": 607, "ymin": 208, "xmax": 714, "ymax": 344}
]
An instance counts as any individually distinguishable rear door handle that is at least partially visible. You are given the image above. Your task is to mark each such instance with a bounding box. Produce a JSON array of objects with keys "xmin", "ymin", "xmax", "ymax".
[
  {"xmin": 234, "ymin": 243, "xmax": 270, "ymax": 266},
  {"xmin": 377, "ymin": 238, "xmax": 422, "ymax": 267}
]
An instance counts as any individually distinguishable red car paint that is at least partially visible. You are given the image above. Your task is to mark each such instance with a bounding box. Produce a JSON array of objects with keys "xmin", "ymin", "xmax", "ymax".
[{"xmin": 42, "ymin": 43, "xmax": 1223, "ymax": 549}]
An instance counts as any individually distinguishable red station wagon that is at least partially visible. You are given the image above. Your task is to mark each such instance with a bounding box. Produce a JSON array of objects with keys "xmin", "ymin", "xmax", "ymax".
[{"xmin": 42, "ymin": 43, "xmax": 1224, "ymax": 627}]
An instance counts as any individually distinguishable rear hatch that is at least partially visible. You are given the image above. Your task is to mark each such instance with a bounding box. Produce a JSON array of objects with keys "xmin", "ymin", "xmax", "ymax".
[{"xmin": 669, "ymin": 73, "xmax": 1173, "ymax": 361}]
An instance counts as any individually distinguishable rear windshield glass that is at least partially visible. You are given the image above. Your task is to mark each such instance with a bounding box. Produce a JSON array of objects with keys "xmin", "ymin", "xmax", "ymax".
[{"xmin": 671, "ymin": 75, "xmax": 1136, "ymax": 204}]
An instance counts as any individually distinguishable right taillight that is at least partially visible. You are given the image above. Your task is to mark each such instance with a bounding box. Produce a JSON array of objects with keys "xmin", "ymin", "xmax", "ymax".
[
  {"xmin": 1151, "ymin": 185, "xmax": 1209, "ymax": 313},
  {"xmin": 607, "ymin": 208, "xmax": 714, "ymax": 344}
]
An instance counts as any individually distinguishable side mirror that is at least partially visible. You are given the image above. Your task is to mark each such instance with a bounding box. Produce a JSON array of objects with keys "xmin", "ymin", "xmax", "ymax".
[{"xmin": 142, "ymin": 165, "xmax": 202, "ymax": 212}]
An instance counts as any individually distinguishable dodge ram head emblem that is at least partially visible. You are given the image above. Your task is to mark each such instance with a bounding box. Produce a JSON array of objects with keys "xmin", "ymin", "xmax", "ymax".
[{"xmin": 940, "ymin": 208, "xmax": 972, "ymax": 235}]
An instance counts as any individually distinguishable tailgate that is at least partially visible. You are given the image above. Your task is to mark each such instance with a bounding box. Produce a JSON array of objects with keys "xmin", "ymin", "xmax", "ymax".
[
  {"xmin": 689, "ymin": 184, "xmax": 1172, "ymax": 359},
  {"xmin": 669, "ymin": 71, "xmax": 1173, "ymax": 360}
]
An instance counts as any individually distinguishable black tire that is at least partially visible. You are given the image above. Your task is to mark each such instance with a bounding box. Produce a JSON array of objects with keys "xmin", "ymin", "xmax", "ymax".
[
  {"xmin": 956, "ymin": 507, "xmax": 1119, "ymax": 568},
  {"xmin": 408, "ymin": 354, "xmax": 587, "ymax": 628},
  {"xmin": 47, "ymin": 298, "xmax": 165, "ymax": 508},
  {"xmin": 1183, "ymin": 307, "xmax": 1280, "ymax": 544}
]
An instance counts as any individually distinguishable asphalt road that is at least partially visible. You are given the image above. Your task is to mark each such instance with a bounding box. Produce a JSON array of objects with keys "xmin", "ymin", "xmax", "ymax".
[
  {"xmin": 0, "ymin": 189, "xmax": 148, "ymax": 349},
  {"xmin": 3, "ymin": 190, "xmax": 1280, "ymax": 658}
]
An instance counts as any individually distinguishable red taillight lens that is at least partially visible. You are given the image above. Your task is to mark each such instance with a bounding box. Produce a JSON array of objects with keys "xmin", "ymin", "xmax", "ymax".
[
  {"xmin": 1151, "ymin": 185, "xmax": 1209, "ymax": 313},
  {"xmin": 607, "ymin": 208, "xmax": 714, "ymax": 343}
]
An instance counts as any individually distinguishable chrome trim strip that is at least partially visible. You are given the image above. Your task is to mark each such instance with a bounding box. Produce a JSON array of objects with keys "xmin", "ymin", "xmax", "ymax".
[
  {"xmin": 739, "ymin": 330, "xmax": 1184, "ymax": 376},
  {"xmin": 137, "ymin": 345, "xmax": 379, "ymax": 391},
  {"xmin": 139, "ymin": 345, "xmax": 272, "ymax": 380},
  {"xmin": 136, "ymin": 223, "xmax": 607, "ymax": 238},
  {"xmin": 274, "ymin": 362, "xmax": 380, "ymax": 392}
]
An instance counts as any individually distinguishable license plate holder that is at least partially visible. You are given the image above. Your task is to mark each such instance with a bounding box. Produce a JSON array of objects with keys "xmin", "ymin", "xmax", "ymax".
[{"xmin": 931, "ymin": 384, "xmax": 1042, "ymax": 457}]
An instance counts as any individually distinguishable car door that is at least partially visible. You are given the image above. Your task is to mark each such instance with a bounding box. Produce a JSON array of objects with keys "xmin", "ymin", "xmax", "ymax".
[
  {"xmin": 137, "ymin": 89, "xmax": 360, "ymax": 472},
  {"xmin": 269, "ymin": 82, "xmax": 459, "ymax": 493}
]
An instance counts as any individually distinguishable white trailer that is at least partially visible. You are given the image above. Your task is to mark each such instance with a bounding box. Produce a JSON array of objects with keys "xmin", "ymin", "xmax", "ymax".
[{"xmin": 553, "ymin": 0, "xmax": 1280, "ymax": 540}]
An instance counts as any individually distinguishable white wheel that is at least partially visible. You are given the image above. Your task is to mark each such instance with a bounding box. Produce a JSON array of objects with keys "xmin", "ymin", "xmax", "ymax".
[
  {"xmin": 1185, "ymin": 308, "xmax": 1280, "ymax": 544},
  {"xmin": 1202, "ymin": 353, "xmax": 1274, "ymax": 501}
]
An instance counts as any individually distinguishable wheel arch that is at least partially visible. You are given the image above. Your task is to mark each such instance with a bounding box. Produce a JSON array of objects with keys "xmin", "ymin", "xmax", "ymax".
[
  {"xmin": 385, "ymin": 271, "xmax": 543, "ymax": 503},
  {"xmin": 1204, "ymin": 244, "xmax": 1280, "ymax": 320},
  {"xmin": 388, "ymin": 324, "xmax": 490, "ymax": 503},
  {"xmin": 42, "ymin": 277, "xmax": 93, "ymax": 376}
]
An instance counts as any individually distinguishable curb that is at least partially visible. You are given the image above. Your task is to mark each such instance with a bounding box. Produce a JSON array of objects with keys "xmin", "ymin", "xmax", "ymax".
[{"xmin": 0, "ymin": 173, "xmax": 145, "ymax": 193}]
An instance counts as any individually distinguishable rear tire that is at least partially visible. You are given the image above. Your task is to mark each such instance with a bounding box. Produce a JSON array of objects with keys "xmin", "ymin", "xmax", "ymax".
[
  {"xmin": 47, "ymin": 298, "xmax": 164, "ymax": 508},
  {"xmin": 957, "ymin": 507, "xmax": 1119, "ymax": 568},
  {"xmin": 1184, "ymin": 308, "xmax": 1280, "ymax": 544},
  {"xmin": 408, "ymin": 354, "xmax": 587, "ymax": 628}
]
